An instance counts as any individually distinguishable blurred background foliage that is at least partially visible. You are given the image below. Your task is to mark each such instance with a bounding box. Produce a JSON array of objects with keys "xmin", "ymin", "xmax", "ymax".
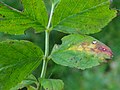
[{"xmin": 0, "ymin": 0, "xmax": 120, "ymax": 90}]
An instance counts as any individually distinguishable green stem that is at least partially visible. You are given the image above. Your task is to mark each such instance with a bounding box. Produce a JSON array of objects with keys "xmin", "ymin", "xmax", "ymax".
[
  {"xmin": 39, "ymin": 3, "xmax": 54, "ymax": 90},
  {"xmin": 40, "ymin": 59, "xmax": 48, "ymax": 78},
  {"xmin": 40, "ymin": 3, "xmax": 54, "ymax": 79},
  {"xmin": 40, "ymin": 30, "xmax": 49, "ymax": 78},
  {"xmin": 39, "ymin": 29, "xmax": 49, "ymax": 90},
  {"xmin": 47, "ymin": 4, "xmax": 54, "ymax": 29}
]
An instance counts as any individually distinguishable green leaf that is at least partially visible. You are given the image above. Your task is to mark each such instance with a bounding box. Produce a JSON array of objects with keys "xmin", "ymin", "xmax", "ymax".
[
  {"xmin": 52, "ymin": 0, "xmax": 117, "ymax": 34},
  {"xmin": 11, "ymin": 74, "xmax": 37, "ymax": 90},
  {"xmin": 0, "ymin": 40, "xmax": 43, "ymax": 90},
  {"xmin": 0, "ymin": 0, "xmax": 48, "ymax": 34},
  {"xmin": 22, "ymin": 0, "xmax": 48, "ymax": 27},
  {"xmin": 40, "ymin": 79, "xmax": 64, "ymax": 90},
  {"xmin": 51, "ymin": 34, "xmax": 113, "ymax": 69}
]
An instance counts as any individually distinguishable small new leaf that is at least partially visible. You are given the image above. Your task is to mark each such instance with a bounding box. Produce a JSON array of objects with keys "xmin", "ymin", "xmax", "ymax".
[
  {"xmin": 40, "ymin": 79, "xmax": 64, "ymax": 90},
  {"xmin": 11, "ymin": 74, "xmax": 37, "ymax": 90}
]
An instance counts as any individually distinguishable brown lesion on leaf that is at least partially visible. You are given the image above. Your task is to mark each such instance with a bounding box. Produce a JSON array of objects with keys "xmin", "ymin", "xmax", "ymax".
[{"xmin": 68, "ymin": 40, "xmax": 113, "ymax": 60}]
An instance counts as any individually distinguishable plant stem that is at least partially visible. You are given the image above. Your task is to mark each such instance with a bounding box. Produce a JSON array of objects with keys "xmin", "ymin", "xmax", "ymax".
[
  {"xmin": 40, "ymin": 30, "xmax": 49, "ymax": 78},
  {"xmin": 47, "ymin": 4, "xmax": 54, "ymax": 29},
  {"xmin": 40, "ymin": 3, "xmax": 54, "ymax": 79},
  {"xmin": 40, "ymin": 3, "xmax": 54, "ymax": 80},
  {"xmin": 39, "ymin": 3, "xmax": 54, "ymax": 90}
]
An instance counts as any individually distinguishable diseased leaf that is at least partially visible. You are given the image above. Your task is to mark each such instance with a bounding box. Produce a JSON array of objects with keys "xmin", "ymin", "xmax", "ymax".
[
  {"xmin": 51, "ymin": 34, "xmax": 113, "ymax": 69},
  {"xmin": 40, "ymin": 79, "xmax": 64, "ymax": 90},
  {"xmin": 0, "ymin": 40, "xmax": 43, "ymax": 90},
  {"xmin": 0, "ymin": 0, "xmax": 48, "ymax": 34},
  {"xmin": 52, "ymin": 0, "xmax": 116, "ymax": 34}
]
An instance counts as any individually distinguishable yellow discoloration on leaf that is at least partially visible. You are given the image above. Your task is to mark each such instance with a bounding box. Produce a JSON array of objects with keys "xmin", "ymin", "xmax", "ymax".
[
  {"xmin": 68, "ymin": 45, "xmax": 83, "ymax": 51},
  {"xmin": 68, "ymin": 42, "xmax": 96, "ymax": 53}
]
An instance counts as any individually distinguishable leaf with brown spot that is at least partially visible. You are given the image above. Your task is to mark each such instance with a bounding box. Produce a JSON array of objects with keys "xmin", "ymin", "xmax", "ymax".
[{"xmin": 51, "ymin": 34, "xmax": 113, "ymax": 69}]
